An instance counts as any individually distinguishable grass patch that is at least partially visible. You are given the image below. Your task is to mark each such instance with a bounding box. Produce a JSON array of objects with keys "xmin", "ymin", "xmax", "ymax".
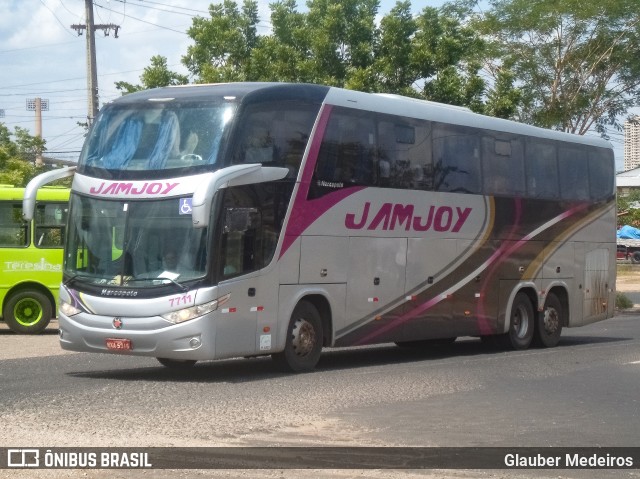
[
  {"xmin": 617, "ymin": 264, "xmax": 638, "ymax": 276},
  {"xmin": 616, "ymin": 292, "xmax": 634, "ymax": 310}
]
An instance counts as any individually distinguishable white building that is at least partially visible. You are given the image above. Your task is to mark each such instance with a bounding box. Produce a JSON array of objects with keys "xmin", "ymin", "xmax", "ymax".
[
  {"xmin": 617, "ymin": 167, "xmax": 640, "ymax": 196},
  {"xmin": 624, "ymin": 116, "xmax": 640, "ymax": 171}
]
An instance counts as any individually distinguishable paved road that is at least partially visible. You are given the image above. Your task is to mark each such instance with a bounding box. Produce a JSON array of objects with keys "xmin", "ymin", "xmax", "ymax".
[{"xmin": 1, "ymin": 314, "xmax": 639, "ymax": 479}]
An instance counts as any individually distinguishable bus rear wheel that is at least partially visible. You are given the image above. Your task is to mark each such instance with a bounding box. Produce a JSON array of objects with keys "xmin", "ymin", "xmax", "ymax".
[
  {"xmin": 272, "ymin": 301, "xmax": 323, "ymax": 373},
  {"xmin": 157, "ymin": 358, "xmax": 197, "ymax": 369},
  {"xmin": 498, "ymin": 292, "xmax": 534, "ymax": 350},
  {"xmin": 533, "ymin": 292, "xmax": 563, "ymax": 348},
  {"xmin": 3, "ymin": 289, "xmax": 52, "ymax": 334}
]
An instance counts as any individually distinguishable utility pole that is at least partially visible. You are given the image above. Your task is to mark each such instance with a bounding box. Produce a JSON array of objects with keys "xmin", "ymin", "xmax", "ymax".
[
  {"xmin": 71, "ymin": 0, "xmax": 119, "ymax": 126},
  {"xmin": 26, "ymin": 98, "xmax": 49, "ymax": 167}
]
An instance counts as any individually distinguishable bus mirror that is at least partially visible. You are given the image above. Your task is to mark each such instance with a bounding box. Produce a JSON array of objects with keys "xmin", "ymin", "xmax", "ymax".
[
  {"xmin": 224, "ymin": 207, "xmax": 258, "ymax": 233},
  {"xmin": 22, "ymin": 166, "xmax": 76, "ymax": 221},
  {"xmin": 191, "ymin": 165, "xmax": 288, "ymax": 229}
]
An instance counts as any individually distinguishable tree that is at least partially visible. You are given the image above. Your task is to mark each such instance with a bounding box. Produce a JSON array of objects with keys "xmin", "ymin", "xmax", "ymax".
[
  {"xmin": 413, "ymin": 2, "xmax": 486, "ymax": 109},
  {"xmin": 478, "ymin": 0, "xmax": 640, "ymax": 136},
  {"xmin": 178, "ymin": 0, "xmax": 496, "ymax": 111},
  {"xmin": 182, "ymin": 0, "xmax": 260, "ymax": 83},
  {"xmin": 617, "ymin": 189, "xmax": 640, "ymax": 228},
  {"xmin": 115, "ymin": 55, "xmax": 188, "ymax": 94},
  {"xmin": 0, "ymin": 123, "xmax": 41, "ymax": 186},
  {"xmin": 305, "ymin": 0, "xmax": 379, "ymax": 86}
]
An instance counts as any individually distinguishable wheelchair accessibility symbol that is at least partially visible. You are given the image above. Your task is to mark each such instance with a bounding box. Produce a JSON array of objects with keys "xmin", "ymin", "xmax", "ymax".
[{"xmin": 179, "ymin": 198, "xmax": 193, "ymax": 215}]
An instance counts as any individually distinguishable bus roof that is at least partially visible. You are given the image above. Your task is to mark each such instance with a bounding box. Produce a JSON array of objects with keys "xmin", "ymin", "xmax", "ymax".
[
  {"xmin": 0, "ymin": 185, "xmax": 70, "ymax": 202},
  {"xmin": 103, "ymin": 82, "xmax": 611, "ymax": 151},
  {"xmin": 106, "ymin": 82, "xmax": 330, "ymax": 106}
]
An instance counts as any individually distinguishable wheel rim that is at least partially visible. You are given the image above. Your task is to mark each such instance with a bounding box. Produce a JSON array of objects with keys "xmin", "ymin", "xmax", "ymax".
[
  {"xmin": 512, "ymin": 304, "xmax": 529, "ymax": 339},
  {"xmin": 542, "ymin": 307, "xmax": 560, "ymax": 335},
  {"xmin": 291, "ymin": 318, "xmax": 316, "ymax": 358},
  {"xmin": 13, "ymin": 298, "xmax": 43, "ymax": 327}
]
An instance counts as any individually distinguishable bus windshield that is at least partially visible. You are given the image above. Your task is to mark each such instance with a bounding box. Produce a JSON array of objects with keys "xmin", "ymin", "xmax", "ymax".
[
  {"xmin": 79, "ymin": 99, "xmax": 236, "ymax": 172},
  {"xmin": 65, "ymin": 194, "xmax": 208, "ymax": 288}
]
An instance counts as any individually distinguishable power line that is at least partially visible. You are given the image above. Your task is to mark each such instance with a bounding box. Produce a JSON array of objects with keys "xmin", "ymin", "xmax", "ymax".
[
  {"xmin": 111, "ymin": 0, "xmax": 207, "ymax": 17},
  {"xmin": 0, "ymin": 40, "xmax": 78, "ymax": 55},
  {"xmin": 39, "ymin": 0, "xmax": 78, "ymax": 37},
  {"xmin": 124, "ymin": 0, "xmax": 210, "ymax": 15},
  {"xmin": 0, "ymin": 89, "xmax": 86, "ymax": 97},
  {"xmin": 94, "ymin": 2, "xmax": 189, "ymax": 34}
]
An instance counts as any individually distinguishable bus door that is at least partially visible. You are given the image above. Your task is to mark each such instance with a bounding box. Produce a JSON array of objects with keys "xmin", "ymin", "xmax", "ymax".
[
  {"xmin": 448, "ymin": 239, "xmax": 486, "ymax": 337},
  {"xmin": 346, "ymin": 237, "xmax": 407, "ymax": 343},
  {"xmin": 214, "ymin": 203, "xmax": 261, "ymax": 358},
  {"xmin": 404, "ymin": 238, "xmax": 455, "ymax": 341},
  {"xmin": 215, "ymin": 277, "xmax": 258, "ymax": 358}
]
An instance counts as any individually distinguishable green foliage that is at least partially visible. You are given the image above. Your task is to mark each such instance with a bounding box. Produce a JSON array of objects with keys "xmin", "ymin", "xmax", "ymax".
[
  {"xmin": 113, "ymin": 0, "xmax": 637, "ymax": 131},
  {"xmin": 478, "ymin": 0, "xmax": 640, "ymax": 135},
  {"xmin": 115, "ymin": 55, "xmax": 189, "ymax": 94},
  {"xmin": 177, "ymin": 0, "xmax": 496, "ymax": 110},
  {"xmin": 0, "ymin": 123, "xmax": 44, "ymax": 187},
  {"xmin": 182, "ymin": 0, "xmax": 259, "ymax": 83},
  {"xmin": 617, "ymin": 189, "xmax": 640, "ymax": 228},
  {"xmin": 616, "ymin": 292, "xmax": 633, "ymax": 310}
]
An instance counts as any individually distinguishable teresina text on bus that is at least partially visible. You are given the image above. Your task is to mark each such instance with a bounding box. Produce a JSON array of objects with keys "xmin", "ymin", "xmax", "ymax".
[
  {"xmin": 345, "ymin": 202, "xmax": 472, "ymax": 232},
  {"xmin": 89, "ymin": 182, "xmax": 179, "ymax": 196}
]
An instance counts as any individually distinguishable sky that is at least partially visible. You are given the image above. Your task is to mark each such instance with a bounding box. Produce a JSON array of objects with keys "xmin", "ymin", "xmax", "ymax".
[{"xmin": 0, "ymin": 0, "xmax": 629, "ymax": 170}]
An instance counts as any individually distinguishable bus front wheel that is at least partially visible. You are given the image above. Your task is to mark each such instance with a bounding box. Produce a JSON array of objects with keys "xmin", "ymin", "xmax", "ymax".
[
  {"xmin": 3, "ymin": 289, "xmax": 52, "ymax": 334},
  {"xmin": 499, "ymin": 292, "xmax": 534, "ymax": 350},
  {"xmin": 272, "ymin": 301, "xmax": 323, "ymax": 373}
]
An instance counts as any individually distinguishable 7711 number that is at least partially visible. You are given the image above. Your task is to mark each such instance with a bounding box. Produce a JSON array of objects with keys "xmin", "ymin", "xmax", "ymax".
[{"xmin": 169, "ymin": 294, "xmax": 192, "ymax": 307}]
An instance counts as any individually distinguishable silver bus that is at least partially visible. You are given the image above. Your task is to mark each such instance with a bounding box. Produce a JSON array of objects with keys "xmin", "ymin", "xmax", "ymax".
[{"xmin": 24, "ymin": 83, "xmax": 616, "ymax": 371}]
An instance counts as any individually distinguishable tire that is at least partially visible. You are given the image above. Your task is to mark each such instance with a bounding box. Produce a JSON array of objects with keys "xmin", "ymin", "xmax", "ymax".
[
  {"xmin": 632, "ymin": 251, "xmax": 640, "ymax": 264},
  {"xmin": 533, "ymin": 292, "xmax": 563, "ymax": 348},
  {"xmin": 3, "ymin": 289, "xmax": 52, "ymax": 334},
  {"xmin": 157, "ymin": 358, "xmax": 197, "ymax": 368},
  {"xmin": 498, "ymin": 292, "xmax": 534, "ymax": 350},
  {"xmin": 272, "ymin": 301, "xmax": 323, "ymax": 372}
]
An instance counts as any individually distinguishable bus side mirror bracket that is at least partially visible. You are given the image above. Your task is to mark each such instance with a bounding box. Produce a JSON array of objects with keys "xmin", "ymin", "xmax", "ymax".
[
  {"xmin": 191, "ymin": 165, "xmax": 288, "ymax": 229},
  {"xmin": 22, "ymin": 166, "xmax": 77, "ymax": 220}
]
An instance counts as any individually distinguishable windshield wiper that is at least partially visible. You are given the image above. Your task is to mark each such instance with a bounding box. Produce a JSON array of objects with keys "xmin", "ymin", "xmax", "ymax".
[
  {"xmin": 124, "ymin": 277, "xmax": 188, "ymax": 293},
  {"xmin": 157, "ymin": 277, "xmax": 188, "ymax": 293},
  {"xmin": 64, "ymin": 273, "xmax": 93, "ymax": 288}
]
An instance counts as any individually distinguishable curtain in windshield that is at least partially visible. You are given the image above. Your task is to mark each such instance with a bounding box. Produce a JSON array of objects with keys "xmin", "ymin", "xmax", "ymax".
[{"xmin": 81, "ymin": 101, "xmax": 234, "ymax": 172}]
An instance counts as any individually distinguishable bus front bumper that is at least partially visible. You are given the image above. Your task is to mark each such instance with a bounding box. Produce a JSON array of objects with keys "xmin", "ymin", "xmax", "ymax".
[{"xmin": 58, "ymin": 311, "xmax": 217, "ymax": 360}]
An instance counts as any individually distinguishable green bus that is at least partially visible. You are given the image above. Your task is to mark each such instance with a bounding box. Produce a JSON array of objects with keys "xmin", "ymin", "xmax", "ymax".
[{"xmin": 0, "ymin": 185, "xmax": 69, "ymax": 333}]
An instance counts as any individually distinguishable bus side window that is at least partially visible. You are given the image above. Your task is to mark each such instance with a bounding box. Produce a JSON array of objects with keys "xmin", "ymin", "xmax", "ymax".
[
  {"xmin": 377, "ymin": 117, "xmax": 433, "ymax": 190},
  {"xmin": 310, "ymin": 108, "xmax": 375, "ymax": 198},
  {"xmin": 559, "ymin": 146, "xmax": 590, "ymax": 201},
  {"xmin": 525, "ymin": 140, "xmax": 559, "ymax": 199},
  {"xmin": 34, "ymin": 202, "xmax": 68, "ymax": 248},
  {"xmin": 232, "ymin": 102, "xmax": 318, "ymax": 177},
  {"xmin": 218, "ymin": 184, "xmax": 282, "ymax": 280},
  {"xmin": 482, "ymin": 135, "xmax": 525, "ymax": 196},
  {"xmin": 0, "ymin": 203, "xmax": 28, "ymax": 247},
  {"xmin": 589, "ymin": 148, "xmax": 614, "ymax": 201},
  {"xmin": 433, "ymin": 124, "xmax": 481, "ymax": 194}
]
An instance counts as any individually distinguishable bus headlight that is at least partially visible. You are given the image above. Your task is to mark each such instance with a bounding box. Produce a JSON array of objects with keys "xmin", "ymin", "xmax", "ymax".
[
  {"xmin": 161, "ymin": 299, "xmax": 219, "ymax": 324},
  {"xmin": 60, "ymin": 300, "xmax": 81, "ymax": 317}
]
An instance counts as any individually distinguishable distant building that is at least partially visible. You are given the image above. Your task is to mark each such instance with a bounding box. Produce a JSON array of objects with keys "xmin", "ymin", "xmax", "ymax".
[
  {"xmin": 624, "ymin": 116, "xmax": 640, "ymax": 171},
  {"xmin": 617, "ymin": 167, "xmax": 640, "ymax": 196}
]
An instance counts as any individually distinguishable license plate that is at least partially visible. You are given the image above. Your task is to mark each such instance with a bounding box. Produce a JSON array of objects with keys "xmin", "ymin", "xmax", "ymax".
[{"xmin": 106, "ymin": 338, "xmax": 132, "ymax": 351}]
